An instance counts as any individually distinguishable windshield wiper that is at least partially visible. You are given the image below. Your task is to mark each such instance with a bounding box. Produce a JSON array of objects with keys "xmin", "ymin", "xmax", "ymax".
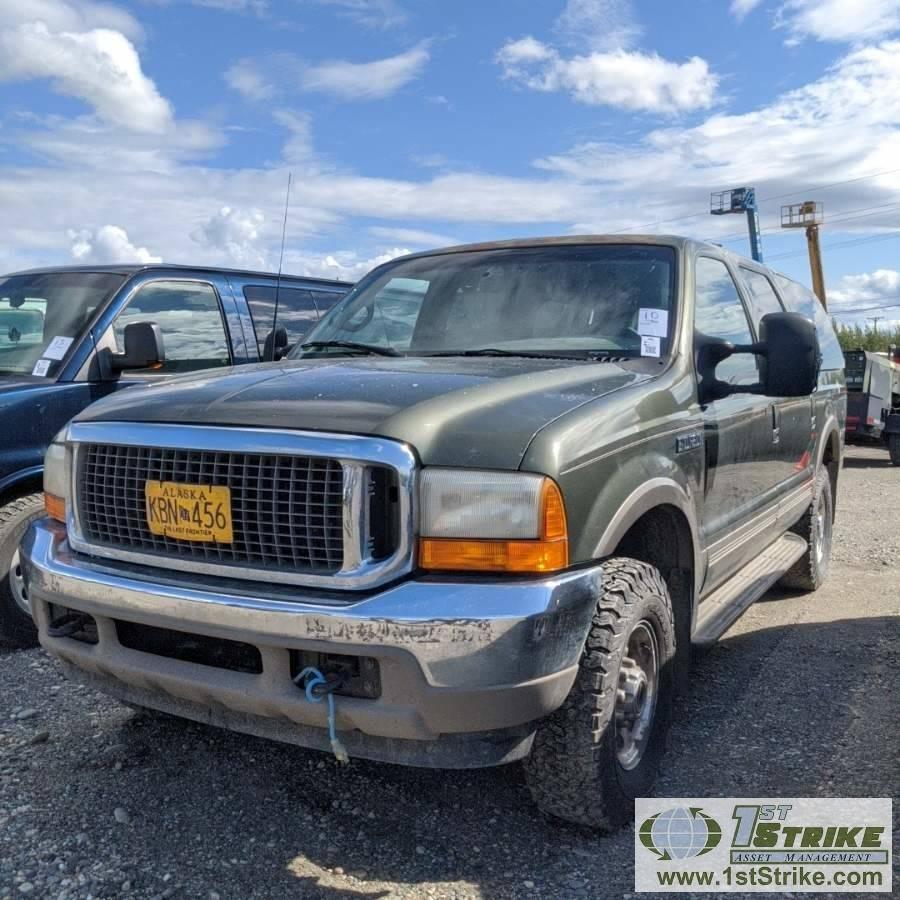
[
  {"xmin": 300, "ymin": 340, "xmax": 402, "ymax": 357},
  {"xmin": 428, "ymin": 348, "xmax": 587, "ymax": 360}
]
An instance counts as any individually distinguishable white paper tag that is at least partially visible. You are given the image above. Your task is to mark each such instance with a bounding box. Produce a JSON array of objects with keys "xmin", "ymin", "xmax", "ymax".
[
  {"xmin": 638, "ymin": 308, "xmax": 668, "ymax": 338},
  {"xmin": 43, "ymin": 335, "xmax": 74, "ymax": 360},
  {"xmin": 32, "ymin": 359, "xmax": 52, "ymax": 377},
  {"xmin": 640, "ymin": 335, "xmax": 661, "ymax": 358}
]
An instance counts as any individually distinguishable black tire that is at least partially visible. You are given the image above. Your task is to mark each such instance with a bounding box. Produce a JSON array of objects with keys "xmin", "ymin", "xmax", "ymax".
[
  {"xmin": 779, "ymin": 468, "xmax": 833, "ymax": 592},
  {"xmin": 888, "ymin": 434, "xmax": 900, "ymax": 466},
  {"xmin": 524, "ymin": 558, "xmax": 676, "ymax": 830},
  {"xmin": 0, "ymin": 493, "xmax": 44, "ymax": 648}
]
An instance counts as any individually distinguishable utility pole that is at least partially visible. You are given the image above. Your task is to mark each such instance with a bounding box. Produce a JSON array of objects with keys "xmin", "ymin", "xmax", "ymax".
[
  {"xmin": 868, "ymin": 316, "xmax": 884, "ymax": 333},
  {"xmin": 711, "ymin": 187, "xmax": 763, "ymax": 262},
  {"xmin": 781, "ymin": 201, "xmax": 826, "ymax": 309}
]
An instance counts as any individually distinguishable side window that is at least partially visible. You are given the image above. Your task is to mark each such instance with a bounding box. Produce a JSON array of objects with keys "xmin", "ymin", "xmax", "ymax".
[
  {"xmin": 244, "ymin": 286, "xmax": 347, "ymax": 355},
  {"xmin": 775, "ymin": 275, "xmax": 843, "ymax": 371},
  {"xmin": 694, "ymin": 257, "xmax": 758, "ymax": 386},
  {"xmin": 740, "ymin": 268, "xmax": 784, "ymax": 327},
  {"xmin": 112, "ymin": 281, "xmax": 230, "ymax": 374}
]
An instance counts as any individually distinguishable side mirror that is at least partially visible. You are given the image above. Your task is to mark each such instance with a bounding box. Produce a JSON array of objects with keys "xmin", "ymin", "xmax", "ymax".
[
  {"xmin": 756, "ymin": 311, "xmax": 820, "ymax": 397},
  {"xmin": 696, "ymin": 311, "xmax": 820, "ymax": 403},
  {"xmin": 263, "ymin": 325, "xmax": 289, "ymax": 362},
  {"xmin": 109, "ymin": 322, "xmax": 165, "ymax": 372}
]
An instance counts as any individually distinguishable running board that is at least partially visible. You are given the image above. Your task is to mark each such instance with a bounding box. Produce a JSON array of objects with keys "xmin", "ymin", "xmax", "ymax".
[{"xmin": 692, "ymin": 532, "xmax": 807, "ymax": 648}]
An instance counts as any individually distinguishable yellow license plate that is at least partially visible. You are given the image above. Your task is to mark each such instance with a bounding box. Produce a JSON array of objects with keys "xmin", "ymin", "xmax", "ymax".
[{"xmin": 144, "ymin": 481, "xmax": 233, "ymax": 543}]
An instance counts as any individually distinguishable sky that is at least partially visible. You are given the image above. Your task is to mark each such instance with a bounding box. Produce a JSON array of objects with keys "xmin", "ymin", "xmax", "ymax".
[{"xmin": 1, "ymin": 0, "xmax": 900, "ymax": 328}]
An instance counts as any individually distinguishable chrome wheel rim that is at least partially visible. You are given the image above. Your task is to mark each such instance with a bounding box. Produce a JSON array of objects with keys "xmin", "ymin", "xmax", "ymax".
[
  {"xmin": 814, "ymin": 492, "xmax": 830, "ymax": 568},
  {"xmin": 9, "ymin": 549, "xmax": 30, "ymax": 616},
  {"xmin": 615, "ymin": 621, "xmax": 659, "ymax": 771}
]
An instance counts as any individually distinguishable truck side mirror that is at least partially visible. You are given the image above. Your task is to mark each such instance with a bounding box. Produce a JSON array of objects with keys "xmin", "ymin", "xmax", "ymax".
[
  {"xmin": 109, "ymin": 322, "xmax": 166, "ymax": 372},
  {"xmin": 696, "ymin": 312, "xmax": 820, "ymax": 403},
  {"xmin": 756, "ymin": 311, "xmax": 820, "ymax": 397},
  {"xmin": 263, "ymin": 325, "xmax": 289, "ymax": 362}
]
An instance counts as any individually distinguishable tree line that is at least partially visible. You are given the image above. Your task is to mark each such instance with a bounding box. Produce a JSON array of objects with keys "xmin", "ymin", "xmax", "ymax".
[{"xmin": 833, "ymin": 321, "xmax": 900, "ymax": 353}]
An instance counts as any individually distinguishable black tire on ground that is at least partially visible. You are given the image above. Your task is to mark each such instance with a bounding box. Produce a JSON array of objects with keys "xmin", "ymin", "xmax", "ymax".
[
  {"xmin": 779, "ymin": 468, "xmax": 833, "ymax": 592},
  {"xmin": 0, "ymin": 493, "xmax": 44, "ymax": 648},
  {"xmin": 524, "ymin": 558, "xmax": 676, "ymax": 831},
  {"xmin": 888, "ymin": 434, "xmax": 900, "ymax": 466}
]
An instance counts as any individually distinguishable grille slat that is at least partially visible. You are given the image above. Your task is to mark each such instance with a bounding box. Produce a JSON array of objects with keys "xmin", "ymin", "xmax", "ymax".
[{"xmin": 77, "ymin": 444, "xmax": 345, "ymax": 575}]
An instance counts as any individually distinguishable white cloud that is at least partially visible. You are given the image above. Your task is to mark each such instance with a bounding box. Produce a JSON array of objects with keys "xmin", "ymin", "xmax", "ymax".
[
  {"xmin": 190, "ymin": 0, "xmax": 268, "ymax": 12},
  {"xmin": 288, "ymin": 247, "xmax": 410, "ymax": 281},
  {"xmin": 776, "ymin": 0, "xmax": 900, "ymax": 43},
  {"xmin": 225, "ymin": 58, "xmax": 274, "ymax": 101},
  {"xmin": 312, "ymin": 0, "xmax": 407, "ymax": 29},
  {"xmin": 0, "ymin": 13, "xmax": 172, "ymax": 133},
  {"xmin": 301, "ymin": 43, "xmax": 430, "ymax": 100},
  {"xmin": 0, "ymin": 0, "xmax": 143, "ymax": 41},
  {"xmin": 830, "ymin": 269, "xmax": 900, "ymax": 308},
  {"xmin": 497, "ymin": 38, "xmax": 718, "ymax": 113},
  {"xmin": 192, "ymin": 206, "xmax": 268, "ymax": 268},
  {"xmin": 68, "ymin": 225, "xmax": 162, "ymax": 263},
  {"xmin": 555, "ymin": 0, "xmax": 641, "ymax": 51},
  {"xmin": 368, "ymin": 226, "xmax": 456, "ymax": 247},
  {"xmin": 730, "ymin": 0, "xmax": 764, "ymax": 20}
]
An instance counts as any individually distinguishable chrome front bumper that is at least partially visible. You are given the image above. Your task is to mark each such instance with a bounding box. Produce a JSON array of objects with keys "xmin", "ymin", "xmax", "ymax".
[{"xmin": 22, "ymin": 519, "xmax": 602, "ymax": 767}]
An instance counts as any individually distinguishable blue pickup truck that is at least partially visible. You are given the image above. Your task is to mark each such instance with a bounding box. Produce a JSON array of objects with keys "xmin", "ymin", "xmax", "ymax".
[{"xmin": 0, "ymin": 264, "xmax": 351, "ymax": 645}]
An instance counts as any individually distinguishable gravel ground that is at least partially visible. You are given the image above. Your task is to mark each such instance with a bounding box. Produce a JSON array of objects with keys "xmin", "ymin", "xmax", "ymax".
[{"xmin": 1, "ymin": 445, "xmax": 897, "ymax": 899}]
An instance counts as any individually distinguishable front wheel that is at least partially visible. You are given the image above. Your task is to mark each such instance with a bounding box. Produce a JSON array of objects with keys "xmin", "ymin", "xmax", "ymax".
[
  {"xmin": 0, "ymin": 493, "xmax": 44, "ymax": 648},
  {"xmin": 524, "ymin": 558, "xmax": 676, "ymax": 830}
]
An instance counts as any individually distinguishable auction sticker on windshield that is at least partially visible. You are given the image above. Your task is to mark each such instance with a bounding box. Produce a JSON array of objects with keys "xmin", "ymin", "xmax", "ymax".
[
  {"xmin": 145, "ymin": 481, "xmax": 233, "ymax": 543},
  {"xmin": 635, "ymin": 797, "xmax": 891, "ymax": 893}
]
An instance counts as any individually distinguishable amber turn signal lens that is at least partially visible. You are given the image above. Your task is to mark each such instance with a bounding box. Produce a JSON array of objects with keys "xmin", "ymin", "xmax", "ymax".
[
  {"xmin": 44, "ymin": 493, "xmax": 66, "ymax": 523},
  {"xmin": 419, "ymin": 476, "xmax": 568, "ymax": 573},
  {"xmin": 419, "ymin": 537, "xmax": 568, "ymax": 573}
]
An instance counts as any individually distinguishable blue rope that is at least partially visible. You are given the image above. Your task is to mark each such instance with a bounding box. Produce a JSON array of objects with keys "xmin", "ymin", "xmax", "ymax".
[{"xmin": 293, "ymin": 666, "xmax": 349, "ymax": 764}]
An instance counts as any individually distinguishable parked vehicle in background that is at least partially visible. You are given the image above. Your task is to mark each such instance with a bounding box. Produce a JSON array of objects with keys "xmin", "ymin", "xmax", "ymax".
[
  {"xmin": 843, "ymin": 348, "xmax": 900, "ymax": 464},
  {"xmin": 22, "ymin": 236, "xmax": 845, "ymax": 828},
  {"xmin": 843, "ymin": 349, "xmax": 899, "ymax": 439},
  {"xmin": 0, "ymin": 264, "xmax": 350, "ymax": 645}
]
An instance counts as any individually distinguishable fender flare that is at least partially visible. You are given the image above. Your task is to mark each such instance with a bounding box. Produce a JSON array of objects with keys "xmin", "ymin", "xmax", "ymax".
[
  {"xmin": 592, "ymin": 477, "xmax": 702, "ymax": 584},
  {"xmin": 0, "ymin": 466, "xmax": 43, "ymax": 505},
  {"xmin": 815, "ymin": 416, "xmax": 842, "ymax": 470}
]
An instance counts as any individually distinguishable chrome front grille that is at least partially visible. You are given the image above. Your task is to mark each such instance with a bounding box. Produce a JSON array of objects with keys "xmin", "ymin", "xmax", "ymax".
[
  {"xmin": 66, "ymin": 422, "xmax": 417, "ymax": 590},
  {"xmin": 78, "ymin": 444, "xmax": 345, "ymax": 574}
]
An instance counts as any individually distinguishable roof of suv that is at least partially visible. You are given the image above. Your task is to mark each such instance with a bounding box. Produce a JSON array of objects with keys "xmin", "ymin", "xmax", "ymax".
[
  {"xmin": 3, "ymin": 263, "xmax": 353, "ymax": 287},
  {"xmin": 385, "ymin": 233, "xmax": 752, "ymax": 264}
]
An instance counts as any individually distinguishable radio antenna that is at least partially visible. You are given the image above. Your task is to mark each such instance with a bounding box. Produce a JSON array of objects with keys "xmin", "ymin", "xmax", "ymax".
[{"xmin": 268, "ymin": 171, "xmax": 292, "ymax": 361}]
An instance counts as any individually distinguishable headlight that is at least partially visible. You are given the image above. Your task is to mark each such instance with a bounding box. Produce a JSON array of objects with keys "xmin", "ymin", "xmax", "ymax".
[
  {"xmin": 43, "ymin": 428, "xmax": 70, "ymax": 523},
  {"xmin": 418, "ymin": 469, "xmax": 568, "ymax": 573}
]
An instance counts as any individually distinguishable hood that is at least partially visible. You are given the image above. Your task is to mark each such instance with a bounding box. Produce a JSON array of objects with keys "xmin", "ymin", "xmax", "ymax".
[
  {"xmin": 75, "ymin": 357, "xmax": 651, "ymax": 468},
  {"xmin": 0, "ymin": 373, "xmax": 51, "ymax": 394}
]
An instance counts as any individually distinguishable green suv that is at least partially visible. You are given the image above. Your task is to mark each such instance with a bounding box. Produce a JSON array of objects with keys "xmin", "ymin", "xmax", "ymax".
[{"xmin": 21, "ymin": 236, "xmax": 846, "ymax": 829}]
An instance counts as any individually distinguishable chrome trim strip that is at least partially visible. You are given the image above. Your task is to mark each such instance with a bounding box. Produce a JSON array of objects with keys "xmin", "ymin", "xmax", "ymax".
[{"xmin": 65, "ymin": 422, "xmax": 418, "ymax": 591}]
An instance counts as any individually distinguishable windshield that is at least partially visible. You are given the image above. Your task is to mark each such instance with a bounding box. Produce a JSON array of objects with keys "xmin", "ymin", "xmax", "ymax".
[
  {"xmin": 289, "ymin": 244, "xmax": 677, "ymax": 360},
  {"xmin": 0, "ymin": 272, "xmax": 125, "ymax": 377}
]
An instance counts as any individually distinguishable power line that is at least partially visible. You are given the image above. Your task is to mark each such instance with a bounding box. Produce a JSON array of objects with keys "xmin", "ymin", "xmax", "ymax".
[
  {"xmin": 830, "ymin": 300, "xmax": 900, "ymax": 315},
  {"xmin": 765, "ymin": 228, "xmax": 900, "ymax": 262},
  {"xmin": 613, "ymin": 166, "xmax": 900, "ymax": 234},
  {"xmin": 712, "ymin": 200, "xmax": 900, "ymax": 245}
]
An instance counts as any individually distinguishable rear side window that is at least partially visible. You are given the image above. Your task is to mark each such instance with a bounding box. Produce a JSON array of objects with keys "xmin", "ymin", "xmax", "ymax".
[
  {"xmin": 244, "ymin": 285, "xmax": 347, "ymax": 355},
  {"xmin": 112, "ymin": 280, "xmax": 231, "ymax": 374},
  {"xmin": 739, "ymin": 268, "xmax": 784, "ymax": 327},
  {"xmin": 775, "ymin": 275, "xmax": 844, "ymax": 370},
  {"xmin": 694, "ymin": 257, "xmax": 758, "ymax": 386}
]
